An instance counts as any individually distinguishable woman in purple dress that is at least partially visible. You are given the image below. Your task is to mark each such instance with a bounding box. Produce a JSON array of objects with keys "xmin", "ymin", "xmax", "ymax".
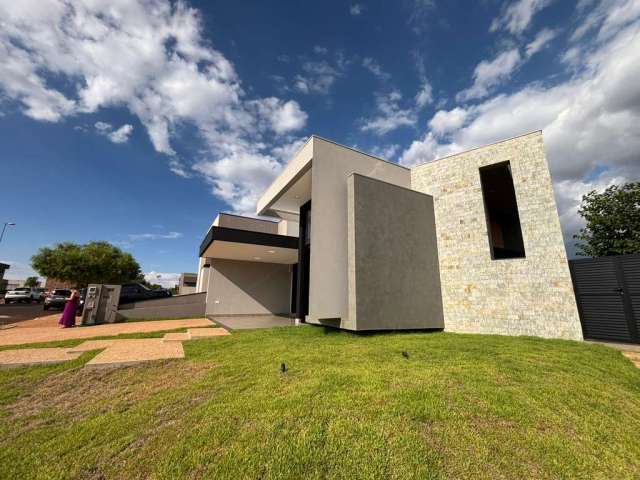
[{"xmin": 58, "ymin": 288, "xmax": 79, "ymax": 328}]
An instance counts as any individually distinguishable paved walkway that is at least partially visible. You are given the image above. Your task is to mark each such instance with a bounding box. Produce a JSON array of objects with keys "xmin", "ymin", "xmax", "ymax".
[
  {"xmin": 211, "ymin": 315, "xmax": 296, "ymax": 330},
  {"xmin": 0, "ymin": 327, "xmax": 230, "ymax": 368},
  {"xmin": 0, "ymin": 348, "xmax": 82, "ymax": 366},
  {"xmin": 0, "ymin": 318, "xmax": 214, "ymax": 347}
]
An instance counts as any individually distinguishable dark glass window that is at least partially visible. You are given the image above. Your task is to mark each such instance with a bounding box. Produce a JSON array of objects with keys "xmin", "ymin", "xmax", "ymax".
[
  {"xmin": 479, "ymin": 162, "xmax": 526, "ymax": 260},
  {"xmin": 304, "ymin": 208, "xmax": 311, "ymax": 245}
]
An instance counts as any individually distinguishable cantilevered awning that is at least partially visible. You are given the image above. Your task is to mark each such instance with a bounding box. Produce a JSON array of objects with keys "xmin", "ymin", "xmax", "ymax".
[{"xmin": 199, "ymin": 226, "xmax": 298, "ymax": 264}]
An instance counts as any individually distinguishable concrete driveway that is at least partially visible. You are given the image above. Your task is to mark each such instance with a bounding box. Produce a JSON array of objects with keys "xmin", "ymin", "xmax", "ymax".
[{"xmin": 210, "ymin": 315, "xmax": 295, "ymax": 330}]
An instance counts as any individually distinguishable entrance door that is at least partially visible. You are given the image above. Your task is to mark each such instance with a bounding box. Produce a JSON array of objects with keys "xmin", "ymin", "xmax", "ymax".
[
  {"xmin": 570, "ymin": 255, "xmax": 640, "ymax": 343},
  {"xmin": 295, "ymin": 201, "xmax": 311, "ymax": 319}
]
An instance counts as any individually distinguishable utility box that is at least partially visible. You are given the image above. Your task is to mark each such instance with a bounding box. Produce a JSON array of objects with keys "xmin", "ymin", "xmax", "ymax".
[{"xmin": 81, "ymin": 284, "xmax": 122, "ymax": 325}]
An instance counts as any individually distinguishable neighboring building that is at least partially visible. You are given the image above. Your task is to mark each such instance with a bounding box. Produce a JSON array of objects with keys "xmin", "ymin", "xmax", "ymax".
[
  {"xmin": 5, "ymin": 279, "xmax": 25, "ymax": 291},
  {"xmin": 0, "ymin": 263, "xmax": 9, "ymax": 293},
  {"xmin": 197, "ymin": 131, "xmax": 583, "ymax": 340},
  {"xmin": 178, "ymin": 273, "xmax": 198, "ymax": 295}
]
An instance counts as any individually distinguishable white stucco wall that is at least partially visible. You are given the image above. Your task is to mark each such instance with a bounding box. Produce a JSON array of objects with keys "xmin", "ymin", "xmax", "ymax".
[{"xmin": 307, "ymin": 137, "xmax": 411, "ymax": 326}]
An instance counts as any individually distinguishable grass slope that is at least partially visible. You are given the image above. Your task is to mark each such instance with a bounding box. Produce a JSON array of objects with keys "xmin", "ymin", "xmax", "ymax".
[{"xmin": 1, "ymin": 326, "xmax": 639, "ymax": 479}]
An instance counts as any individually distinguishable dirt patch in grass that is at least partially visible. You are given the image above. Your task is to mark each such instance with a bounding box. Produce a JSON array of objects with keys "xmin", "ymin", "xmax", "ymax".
[{"xmin": 7, "ymin": 360, "xmax": 212, "ymax": 430}]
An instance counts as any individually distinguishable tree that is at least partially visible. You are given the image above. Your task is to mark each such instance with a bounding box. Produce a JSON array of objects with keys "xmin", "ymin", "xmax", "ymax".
[
  {"xmin": 24, "ymin": 276, "xmax": 40, "ymax": 288},
  {"xmin": 31, "ymin": 241, "xmax": 141, "ymax": 287},
  {"xmin": 574, "ymin": 182, "xmax": 640, "ymax": 257}
]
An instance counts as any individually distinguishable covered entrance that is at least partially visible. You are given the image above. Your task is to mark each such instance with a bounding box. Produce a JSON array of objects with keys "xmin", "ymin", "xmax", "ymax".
[{"xmin": 199, "ymin": 215, "xmax": 299, "ymax": 318}]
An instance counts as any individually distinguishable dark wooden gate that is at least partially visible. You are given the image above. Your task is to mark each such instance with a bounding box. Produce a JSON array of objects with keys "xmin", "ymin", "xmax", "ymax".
[{"xmin": 569, "ymin": 254, "xmax": 640, "ymax": 344}]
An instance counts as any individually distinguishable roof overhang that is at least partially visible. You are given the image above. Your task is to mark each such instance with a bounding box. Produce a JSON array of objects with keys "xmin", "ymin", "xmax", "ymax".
[
  {"xmin": 256, "ymin": 136, "xmax": 313, "ymax": 218},
  {"xmin": 199, "ymin": 226, "xmax": 298, "ymax": 264}
]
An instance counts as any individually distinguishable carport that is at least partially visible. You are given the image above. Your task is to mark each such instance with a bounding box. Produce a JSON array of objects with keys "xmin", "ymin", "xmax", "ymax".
[{"xmin": 198, "ymin": 214, "xmax": 299, "ymax": 319}]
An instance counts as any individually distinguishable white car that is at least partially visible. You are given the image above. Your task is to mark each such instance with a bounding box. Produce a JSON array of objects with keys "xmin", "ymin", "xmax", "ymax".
[{"xmin": 4, "ymin": 287, "xmax": 42, "ymax": 304}]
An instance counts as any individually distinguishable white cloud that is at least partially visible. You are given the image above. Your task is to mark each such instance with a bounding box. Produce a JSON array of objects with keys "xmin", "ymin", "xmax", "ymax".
[
  {"xmin": 428, "ymin": 107, "xmax": 469, "ymax": 136},
  {"xmin": 401, "ymin": 4, "xmax": 640, "ymax": 250},
  {"xmin": 361, "ymin": 70, "xmax": 433, "ymax": 134},
  {"xmin": 129, "ymin": 231, "xmax": 183, "ymax": 241},
  {"xmin": 361, "ymin": 90, "xmax": 417, "ymax": 135},
  {"xmin": 362, "ymin": 57, "xmax": 391, "ymax": 82},
  {"xmin": 250, "ymin": 98, "xmax": 308, "ymax": 134},
  {"xmin": 457, "ymin": 48, "xmax": 521, "ymax": 101},
  {"xmin": 143, "ymin": 271, "xmax": 180, "ymax": 289},
  {"xmin": 490, "ymin": 0, "xmax": 554, "ymax": 35},
  {"xmin": 370, "ymin": 144, "xmax": 401, "ymax": 160},
  {"xmin": 400, "ymin": 132, "xmax": 459, "ymax": 167},
  {"xmin": 571, "ymin": 0, "xmax": 640, "ymax": 41},
  {"xmin": 525, "ymin": 28, "xmax": 558, "ymax": 57},
  {"xmin": 350, "ymin": 4, "xmax": 365, "ymax": 16},
  {"xmin": 415, "ymin": 81, "xmax": 433, "ymax": 107},
  {"xmin": 294, "ymin": 60, "xmax": 342, "ymax": 95},
  {"xmin": 0, "ymin": 0, "xmax": 307, "ymax": 213},
  {"xmin": 94, "ymin": 122, "xmax": 134, "ymax": 143}
]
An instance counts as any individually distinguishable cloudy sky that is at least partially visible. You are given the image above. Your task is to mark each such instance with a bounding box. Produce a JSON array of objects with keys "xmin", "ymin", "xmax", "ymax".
[{"xmin": 1, "ymin": 0, "xmax": 639, "ymax": 286}]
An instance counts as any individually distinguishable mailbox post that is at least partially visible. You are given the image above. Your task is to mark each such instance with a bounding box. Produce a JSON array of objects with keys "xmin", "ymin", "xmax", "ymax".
[{"xmin": 81, "ymin": 284, "xmax": 122, "ymax": 325}]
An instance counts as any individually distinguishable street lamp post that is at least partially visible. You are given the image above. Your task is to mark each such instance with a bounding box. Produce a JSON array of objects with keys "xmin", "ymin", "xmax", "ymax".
[{"xmin": 0, "ymin": 222, "xmax": 16, "ymax": 244}]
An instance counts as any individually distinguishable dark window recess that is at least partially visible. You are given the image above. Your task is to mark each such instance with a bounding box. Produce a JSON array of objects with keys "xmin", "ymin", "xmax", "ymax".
[{"xmin": 479, "ymin": 162, "xmax": 526, "ymax": 259}]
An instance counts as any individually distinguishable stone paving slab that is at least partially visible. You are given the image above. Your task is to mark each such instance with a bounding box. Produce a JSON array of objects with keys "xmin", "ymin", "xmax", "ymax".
[
  {"xmin": 0, "ymin": 348, "xmax": 82, "ymax": 366},
  {"xmin": 0, "ymin": 318, "xmax": 214, "ymax": 347},
  {"xmin": 187, "ymin": 328, "xmax": 231, "ymax": 338},
  {"xmin": 0, "ymin": 325, "xmax": 231, "ymax": 368},
  {"xmin": 163, "ymin": 332, "xmax": 191, "ymax": 342},
  {"xmin": 81, "ymin": 339, "xmax": 185, "ymax": 368}
]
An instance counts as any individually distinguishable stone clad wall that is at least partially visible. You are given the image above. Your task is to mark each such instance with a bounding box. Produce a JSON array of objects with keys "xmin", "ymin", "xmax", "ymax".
[{"xmin": 410, "ymin": 131, "xmax": 583, "ymax": 340}]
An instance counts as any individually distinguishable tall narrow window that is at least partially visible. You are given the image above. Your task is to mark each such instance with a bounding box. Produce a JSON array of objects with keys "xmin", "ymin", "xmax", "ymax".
[{"xmin": 479, "ymin": 162, "xmax": 525, "ymax": 259}]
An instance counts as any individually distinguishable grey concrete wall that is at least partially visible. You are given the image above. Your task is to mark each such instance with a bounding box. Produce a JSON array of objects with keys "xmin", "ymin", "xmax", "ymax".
[
  {"xmin": 347, "ymin": 174, "xmax": 444, "ymax": 330},
  {"xmin": 410, "ymin": 131, "xmax": 582, "ymax": 340},
  {"xmin": 307, "ymin": 137, "xmax": 411, "ymax": 327},
  {"xmin": 205, "ymin": 258, "xmax": 292, "ymax": 316},
  {"xmin": 117, "ymin": 292, "xmax": 206, "ymax": 320}
]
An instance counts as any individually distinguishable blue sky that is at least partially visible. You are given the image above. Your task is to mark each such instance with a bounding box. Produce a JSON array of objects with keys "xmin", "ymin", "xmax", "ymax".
[{"xmin": 1, "ymin": 0, "xmax": 639, "ymax": 285}]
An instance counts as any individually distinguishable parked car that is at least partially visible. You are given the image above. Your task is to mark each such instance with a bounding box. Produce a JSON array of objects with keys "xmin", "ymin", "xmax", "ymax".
[
  {"xmin": 4, "ymin": 287, "xmax": 42, "ymax": 304},
  {"xmin": 119, "ymin": 283, "xmax": 172, "ymax": 305},
  {"xmin": 43, "ymin": 289, "xmax": 72, "ymax": 310}
]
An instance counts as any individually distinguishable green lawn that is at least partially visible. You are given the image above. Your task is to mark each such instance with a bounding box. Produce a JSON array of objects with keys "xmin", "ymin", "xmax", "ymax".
[{"xmin": 1, "ymin": 326, "xmax": 639, "ymax": 479}]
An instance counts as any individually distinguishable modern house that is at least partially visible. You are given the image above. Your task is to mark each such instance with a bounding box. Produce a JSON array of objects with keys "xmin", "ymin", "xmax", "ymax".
[{"xmin": 197, "ymin": 131, "xmax": 583, "ymax": 340}]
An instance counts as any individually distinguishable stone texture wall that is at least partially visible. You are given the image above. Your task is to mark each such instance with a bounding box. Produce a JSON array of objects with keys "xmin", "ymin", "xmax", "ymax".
[{"xmin": 410, "ymin": 131, "xmax": 583, "ymax": 340}]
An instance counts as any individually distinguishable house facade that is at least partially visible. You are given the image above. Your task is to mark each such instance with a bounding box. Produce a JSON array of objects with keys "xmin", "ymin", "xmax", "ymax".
[
  {"xmin": 197, "ymin": 131, "xmax": 583, "ymax": 340},
  {"xmin": 177, "ymin": 273, "xmax": 198, "ymax": 295}
]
